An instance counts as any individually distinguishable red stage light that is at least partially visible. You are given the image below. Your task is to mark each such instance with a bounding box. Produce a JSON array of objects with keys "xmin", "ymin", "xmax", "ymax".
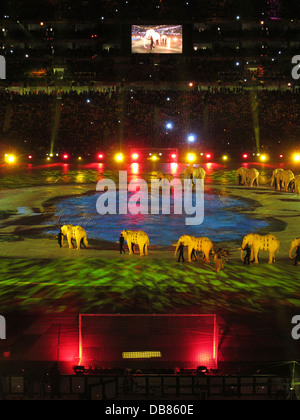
[
  {"xmin": 28, "ymin": 155, "xmax": 32, "ymax": 159},
  {"xmin": 206, "ymin": 154, "xmax": 211, "ymax": 159},
  {"xmin": 243, "ymin": 154, "xmax": 248, "ymax": 159},
  {"xmin": 63, "ymin": 154, "xmax": 69, "ymax": 159},
  {"xmin": 132, "ymin": 153, "xmax": 139, "ymax": 161},
  {"xmin": 171, "ymin": 154, "xmax": 177, "ymax": 159},
  {"xmin": 98, "ymin": 154, "xmax": 104, "ymax": 159}
]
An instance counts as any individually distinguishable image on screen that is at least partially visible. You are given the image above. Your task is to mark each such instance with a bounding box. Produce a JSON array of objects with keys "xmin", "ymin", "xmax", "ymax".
[{"xmin": 132, "ymin": 25, "xmax": 183, "ymax": 54}]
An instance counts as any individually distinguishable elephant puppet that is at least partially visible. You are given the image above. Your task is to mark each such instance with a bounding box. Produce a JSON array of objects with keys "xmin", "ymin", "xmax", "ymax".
[
  {"xmin": 276, "ymin": 170, "xmax": 295, "ymax": 192},
  {"xmin": 156, "ymin": 172, "xmax": 174, "ymax": 182},
  {"xmin": 183, "ymin": 167, "xmax": 206, "ymax": 183},
  {"xmin": 174, "ymin": 235, "xmax": 214, "ymax": 263},
  {"xmin": 121, "ymin": 230, "xmax": 149, "ymax": 256},
  {"xmin": 294, "ymin": 176, "xmax": 300, "ymax": 195},
  {"xmin": 161, "ymin": 35, "xmax": 168, "ymax": 45},
  {"xmin": 61, "ymin": 225, "xmax": 88, "ymax": 250},
  {"xmin": 271, "ymin": 168, "xmax": 284, "ymax": 189},
  {"xmin": 241, "ymin": 233, "xmax": 280, "ymax": 265},
  {"xmin": 289, "ymin": 238, "xmax": 300, "ymax": 261},
  {"xmin": 236, "ymin": 167, "xmax": 246, "ymax": 186},
  {"xmin": 144, "ymin": 29, "xmax": 160, "ymax": 49},
  {"xmin": 236, "ymin": 168, "xmax": 259, "ymax": 187}
]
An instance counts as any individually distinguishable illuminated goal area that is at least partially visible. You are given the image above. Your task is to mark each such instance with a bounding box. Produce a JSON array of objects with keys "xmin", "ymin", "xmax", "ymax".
[{"xmin": 79, "ymin": 315, "xmax": 218, "ymax": 370}]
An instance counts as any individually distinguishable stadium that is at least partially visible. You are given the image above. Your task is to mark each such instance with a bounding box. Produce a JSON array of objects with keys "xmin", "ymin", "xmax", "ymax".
[{"xmin": 0, "ymin": 0, "xmax": 300, "ymax": 401}]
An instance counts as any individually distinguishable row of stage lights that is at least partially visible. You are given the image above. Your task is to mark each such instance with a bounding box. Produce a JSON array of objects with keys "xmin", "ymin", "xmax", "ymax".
[
  {"xmin": 43, "ymin": 152, "xmax": 275, "ymax": 163},
  {"xmin": 3, "ymin": 152, "xmax": 300, "ymax": 164}
]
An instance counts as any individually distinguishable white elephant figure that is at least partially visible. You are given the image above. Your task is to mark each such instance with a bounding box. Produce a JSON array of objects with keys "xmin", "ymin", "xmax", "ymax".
[
  {"xmin": 156, "ymin": 172, "xmax": 174, "ymax": 182},
  {"xmin": 271, "ymin": 168, "xmax": 284, "ymax": 188},
  {"xmin": 236, "ymin": 167, "xmax": 246, "ymax": 185},
  {"xmin": 289, "ymin": 238, "xmax": 300, "ymax": 260},
  {"xmin": 61, "ymin": 225, "xmax": 88, "ymax": 250},
  {"xmin": 293, "ymin": 175, "xmax": 300, "ymax": 195},
  {"xmin": 193, "ymin": 168, "xmax": 206, "ymax": 180},
  {"xmin": 144, "ymin": 30, "xmax": 160, "ymax": 49},
  {"xmin": 241, "ymin": 233, "xmax": 280, "ymax": 265},
  {"xmin": 174, "ymin": 235, "xmax": 214, "ymax": 263},
  {"xmin": 121, "ymin": 230, "xmax": 149, "ymax": 256},
  {"xmin": 276, "ymin": 170, "xmax": 295, "ymax": 192},
  {"xmin": 161, "ymin": 35, "xmax": 168, "ymax": 45},
  {"xmin": 236, "ymin": 167, "xmax": 259, "ymax": 187},
  {"xmin": 183, "ymin": 167, "xmax": 206, "ymax": 182}
]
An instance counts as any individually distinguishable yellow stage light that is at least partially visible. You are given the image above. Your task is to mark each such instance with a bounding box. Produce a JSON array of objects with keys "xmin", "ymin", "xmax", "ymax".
[
  {"xmin": 222, "ymin": 155, "xmax": 228, "ymax": 161},
  {"xmin": 5, "ymin": 154, "xmax": 15, "ymax": 164},
  {"xmin": 187, "ymin": 153, "xmax": 196, "ymax": 163},
  {"xmin": 293, "ymin": 154, "xmax": 300, "ymax": 163},
  {"xmin": 115, "ymin": 153, "xmax": 124, "ymax": 162},
  {"xmin": 151, "ymin": 155, "xmax": 158, "ymax": 161}
]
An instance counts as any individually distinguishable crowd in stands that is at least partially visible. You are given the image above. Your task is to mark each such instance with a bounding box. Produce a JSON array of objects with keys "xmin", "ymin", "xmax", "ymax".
[
  {"xmin": 0, "ymin": 87, "xmax": 299, "ymax": 156},
  {"xmin": 1, "ymin": 0, "xmax": 298, "ymax": 21}
]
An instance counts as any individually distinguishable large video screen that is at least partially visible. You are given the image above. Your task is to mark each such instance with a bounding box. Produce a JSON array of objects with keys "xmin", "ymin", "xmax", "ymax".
[{"xmin": 131, "ymin": 25, "xmax": 183, "ymax": 54}]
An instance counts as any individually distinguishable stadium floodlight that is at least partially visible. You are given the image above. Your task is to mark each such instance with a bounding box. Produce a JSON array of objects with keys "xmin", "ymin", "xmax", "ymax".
[{"xmin": 187, "ymin": 134, "xmax": 196, "ymax": 143}]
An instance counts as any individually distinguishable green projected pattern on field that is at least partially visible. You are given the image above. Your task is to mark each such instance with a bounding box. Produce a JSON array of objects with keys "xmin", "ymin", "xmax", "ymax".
[{"xmin": 0, "ymin": 257, "xmax": 299, "ymax": 315}]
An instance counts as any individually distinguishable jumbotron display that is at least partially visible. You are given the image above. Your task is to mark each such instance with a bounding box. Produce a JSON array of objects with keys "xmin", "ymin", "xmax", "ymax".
[{"xmin": 131, "ymin": 25, "xmax": 183, "ymax": 54}]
